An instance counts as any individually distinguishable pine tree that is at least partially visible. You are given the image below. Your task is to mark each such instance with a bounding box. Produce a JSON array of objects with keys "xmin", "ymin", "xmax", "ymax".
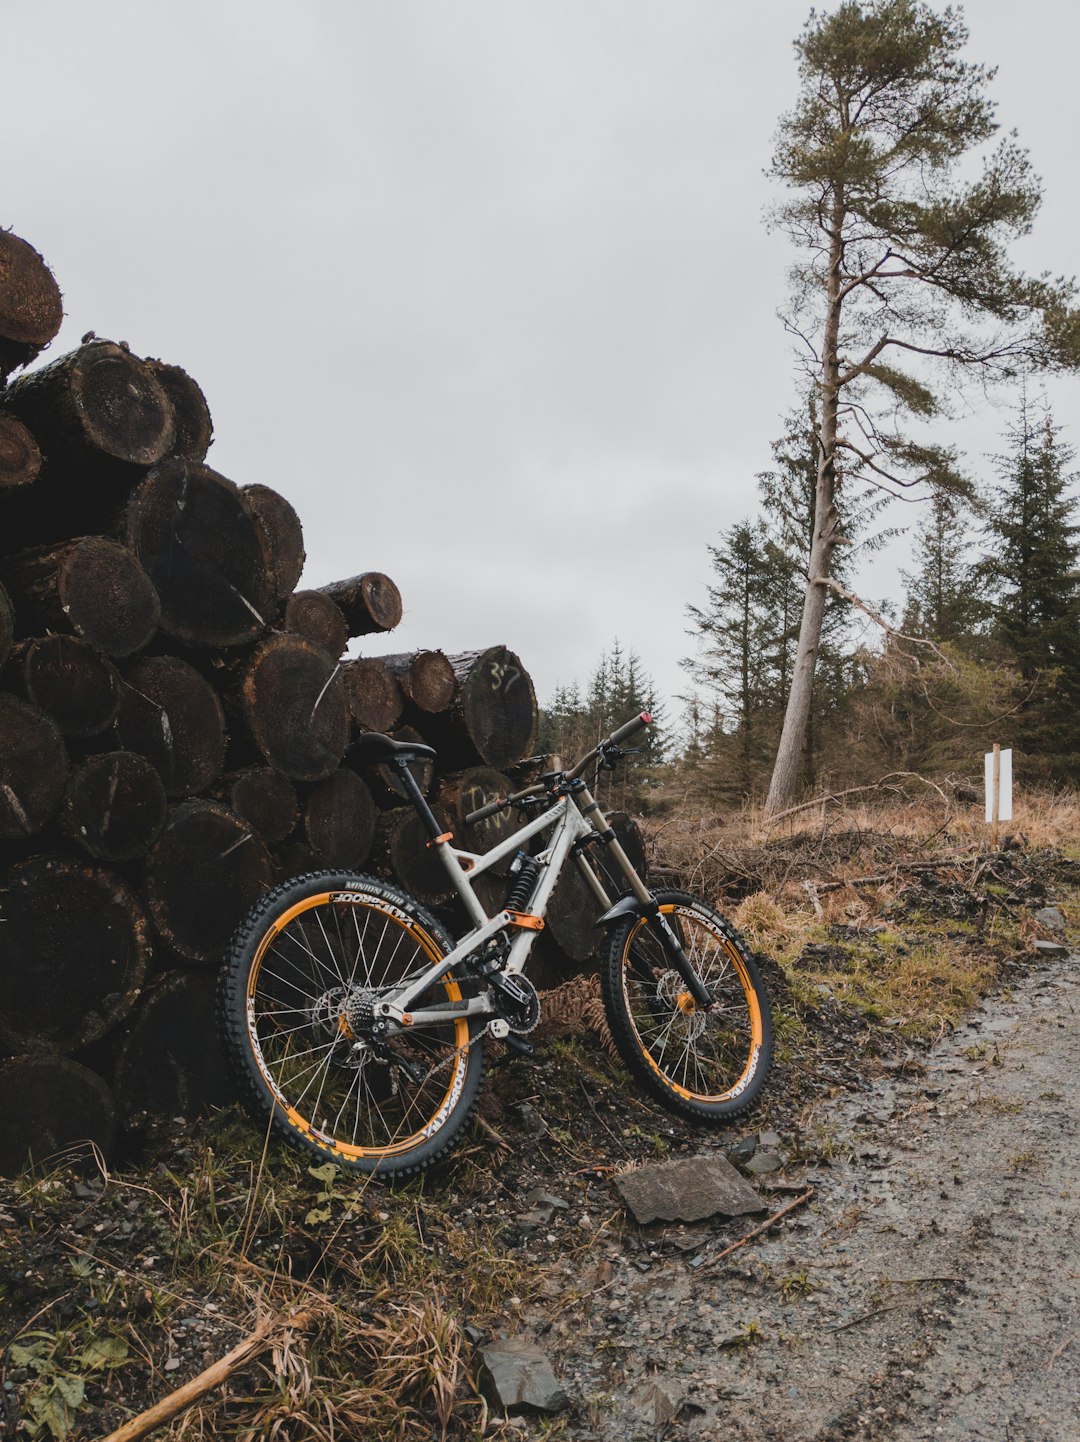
[
  {"xmin": 901, "ymin": 492, "xmax": 988, "ymax": 647},
  {"xmin": 764, "ymin": 0, "xmax": 1080, "ymax": 815}
]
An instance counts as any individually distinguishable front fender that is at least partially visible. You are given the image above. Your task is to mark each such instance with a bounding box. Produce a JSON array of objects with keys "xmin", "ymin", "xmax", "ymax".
[{"xmin": 595, "ymin": 894, "xmax": 651, "ymax": 928}]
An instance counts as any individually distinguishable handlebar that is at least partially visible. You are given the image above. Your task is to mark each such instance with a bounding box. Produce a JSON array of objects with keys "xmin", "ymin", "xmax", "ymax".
[
  {"xmin": 462, "ymin": 712, "xmax": 653, "ymax": 825},
  {"xmin": 565, "ymin": 710, "xmax": 652, "ymax": 780}
]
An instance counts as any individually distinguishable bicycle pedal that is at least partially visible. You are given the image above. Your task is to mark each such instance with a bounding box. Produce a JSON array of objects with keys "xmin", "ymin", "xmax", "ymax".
[{"xmin": 494, "ymin": 1034, "xmax": 538, "ymax": 1066}]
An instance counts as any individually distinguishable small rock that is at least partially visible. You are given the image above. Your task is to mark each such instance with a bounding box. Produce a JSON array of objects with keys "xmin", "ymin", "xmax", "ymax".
[
  {"xmin": 524, "ymin": 1186, "xmax": 568, "ymax": 1210},
  {"xmin": 744, "ymin": 1150, "xmax": 784, "ymax": 1176},
  {"xmin": 514, "ymin": 1206, "xmax": 553, "ymax": 1231},
  {"xmin": 726, "ymin": 1135, "xmax": 758, "ymax": 1165},
  {"xmin": 615, "ymin": 1155, "xmax": 765, "ymax": 1224},
  {"xmin": 757, "ymin": 1130, "xmax": 782, "ymax": 1149},
  {"xmin": 479, "ymin": 1337, "xmax": 568, "ymax": 1414},
  {"xmin": 1033, "ymin": 906, "xmax": 1066, "ymax": 935},
  {"xmin": 632, "ymin": 1375, "xmax": 685, "ymax": 1428},
  {"xmin": 1032, "ymin": 939, "xmax": 1069, "ymax": 957}
]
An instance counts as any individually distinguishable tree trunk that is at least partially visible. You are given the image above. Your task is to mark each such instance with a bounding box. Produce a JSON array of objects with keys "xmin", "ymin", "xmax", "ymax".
[
  {"xmin": 423, "ymin": 647, "xmax": 537, "ymax": 769},
  {"xmin": 317, "ymin": 572, "xmax": 402, "ymax": 637},
  {"xmin": 240, "ymin": 633, "xmax": 348, "ymax": 781},
  {"xmin": 145, "ymin": 800, "xmax": 272, "ymax": 963},
  {"xmin": 0, "ymin": 1056, "xmax": 117, "ymax": 1177},
  {"xmin": 143, "ymin": 358, "xmax": 213, "ymax": 462},
  {"xmin": 127, "ymin": 462, "xmax": 275, "ymax": 648},
  {"xmin": 241, "ymin": 483, "xmax": 305, "ymax": 607},
  {"xmin": 341, "ymin": 656, "xmax": 403, "ymax": 733},
  {"xmin": 284, "ymin": 589, "xmax": 348, "ymax": 659},
  {"xmin": 1, "ymin": 536, "xmax": 160, "ymax": 657},
  {"xmin": 765, "ymin": 206, "xmax": 844, "ymax": 817},
  {"xmin": 0, "ymin": 694, "xmax": 69, "ymax": 839},
  {"xmin": 304, "ymin": 768, "xmax": 378, "ymax": 868},
  {"xmin": 0, "ymin": 411, "xmax": 42, "ymax": 491},
  {"xmin": 0, "ymin": 855, "xmax": 150, "ymax": 1052},
  {"xmin": 19, "ymin": 634, "xmax": 122, "ymax": 737},
  {"xmin": 117, "ymin": 655, "xmax": 227, "ymax": 797},
  {"xmin": 113, "ymin": 971, "xmax": 234, "ymax": 1123},
  {"xmin": 0, "ymin": 231, "xmax": 64, "ymax": 381},
  {"xmin": 60, "ymin": 751, "xmax": 167, "ymax": 861},
  {"xmin": 380, "ymin": 650, "xmax": 456, "ymax": 713}
]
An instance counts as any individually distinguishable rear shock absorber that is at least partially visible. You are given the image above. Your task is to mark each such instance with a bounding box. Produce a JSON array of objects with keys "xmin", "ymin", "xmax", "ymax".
[{"xmin": 505, "ymin": 850, "xmax": 542, "ymax": 912}]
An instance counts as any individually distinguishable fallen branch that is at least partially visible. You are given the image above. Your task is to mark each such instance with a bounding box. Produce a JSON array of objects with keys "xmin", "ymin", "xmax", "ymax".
[
  {"xmin": 825, "ymin": 1301, "xmax": 907, "ymax": 1335},
  {"xmin": 702, "ymin": 1187, "xmax": 815, "ymax": 1271},
  {"xmin": 99, "ymin": 1309, "xmax": 317, "ymax": 1442},
  {"xmin": 765, "ymin": 772, "xmax": 952, "ymax": 827}
]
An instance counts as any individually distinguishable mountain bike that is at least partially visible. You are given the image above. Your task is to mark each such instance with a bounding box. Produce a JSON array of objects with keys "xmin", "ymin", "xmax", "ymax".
[{"xmin": 217, "ymin": 713, "xmax": 774, "ymax": 1176}]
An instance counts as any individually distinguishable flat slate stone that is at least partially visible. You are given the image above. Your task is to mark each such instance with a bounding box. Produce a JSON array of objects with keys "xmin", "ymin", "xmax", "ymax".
[
  {"xmin": 478, "ymin": 1336, "xmax": 568, "ymax": 1414},
  {"xmin": 615, "ymin": 1154, "xmax": 765, "ymax": 1224}
]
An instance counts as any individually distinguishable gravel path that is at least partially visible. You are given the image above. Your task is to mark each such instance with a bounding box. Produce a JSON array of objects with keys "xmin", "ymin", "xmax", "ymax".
[{"xmin": 529, "ymin": 952, "xmax": 1080, "ymax": 1441}]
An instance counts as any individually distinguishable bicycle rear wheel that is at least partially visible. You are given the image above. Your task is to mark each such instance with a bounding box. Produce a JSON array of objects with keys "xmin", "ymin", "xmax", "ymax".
[
  {"xmin": 600, "ymin": 890, "xmax": 773, "ymax": 1121},
  {"xmin": 217, "ymin": 871, "xmax": 485, "ymax": 1177}
]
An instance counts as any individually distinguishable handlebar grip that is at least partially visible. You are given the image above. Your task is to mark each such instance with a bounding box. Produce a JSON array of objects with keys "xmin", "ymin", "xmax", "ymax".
[
  {"xmin": 464, "ymin": 797, "xmax": 507, "ymax": 825},
  {"xmin": 609, "ymin": 711, "xmax": 653, "ymax": 746}
]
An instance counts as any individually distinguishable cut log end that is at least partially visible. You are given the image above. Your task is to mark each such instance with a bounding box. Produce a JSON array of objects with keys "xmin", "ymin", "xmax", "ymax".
[
  {"xmin": 0, "ymin": 231, "xmax": 63, "ymax": 379},
  {"xmin": 318, "ymin": 572, "xmax": 402, "ymax": 637},
  {"xmin": 143, "ymin": 358, "xmax": 213, "ymax": 462},
  {"xmin": 0, "ymin": 1057, "xmax": 116, "ymax": 1177},
  {"xmin": 284, "ymin": 590, "xmax": 348, "ymax": 659},
  {"xmin": 0, "ymin": 412, "xmax": 42, "ymax": 490}
]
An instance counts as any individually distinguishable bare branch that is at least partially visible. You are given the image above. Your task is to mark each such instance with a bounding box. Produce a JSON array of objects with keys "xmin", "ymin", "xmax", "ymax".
[{"xmin": 813, "ymin": 574, "xmax": 956, "ymax": 665}]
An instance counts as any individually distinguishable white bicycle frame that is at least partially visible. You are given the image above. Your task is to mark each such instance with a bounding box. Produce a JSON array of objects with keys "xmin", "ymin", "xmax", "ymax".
[{"xmin": 366, "ymin": 786, "xmax": 643, "ymax": 1032}]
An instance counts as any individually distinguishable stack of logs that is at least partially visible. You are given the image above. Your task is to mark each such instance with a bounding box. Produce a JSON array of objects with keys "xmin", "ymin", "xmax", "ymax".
[{"xmin": 0, "ymin": 229, "xmax": 644, "ymax": 1175}]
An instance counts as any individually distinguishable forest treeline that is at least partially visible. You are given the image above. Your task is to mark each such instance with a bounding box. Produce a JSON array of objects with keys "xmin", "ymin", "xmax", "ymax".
[{"xmin": 540, "ymin": 391, "xmax": 1080, "ymax": 811}]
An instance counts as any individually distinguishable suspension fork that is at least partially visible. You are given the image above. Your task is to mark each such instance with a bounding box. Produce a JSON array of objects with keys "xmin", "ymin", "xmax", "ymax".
[{"xmin": 574, "ymin": 784, "xmax": 714, "ymax": 1009}]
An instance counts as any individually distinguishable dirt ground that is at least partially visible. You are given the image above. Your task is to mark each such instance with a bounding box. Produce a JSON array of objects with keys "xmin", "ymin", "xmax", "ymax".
[{"xmin": 522, "ymin": 950, "xmax": 1080, "ymax": 1441}]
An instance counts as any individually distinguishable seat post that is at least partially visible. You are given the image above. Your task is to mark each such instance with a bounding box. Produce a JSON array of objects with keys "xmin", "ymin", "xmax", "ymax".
[{"xmin": 394, "ymin": 757, "xmax": 445, "ymax": 843}]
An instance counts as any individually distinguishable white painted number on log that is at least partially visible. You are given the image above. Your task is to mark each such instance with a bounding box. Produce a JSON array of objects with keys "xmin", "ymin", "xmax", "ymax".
[{"xmin": 488, "ymin": 661, "xmax": 519, "ymax": 691}]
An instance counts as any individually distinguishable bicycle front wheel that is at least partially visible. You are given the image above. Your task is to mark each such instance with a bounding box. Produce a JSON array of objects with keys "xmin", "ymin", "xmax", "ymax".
[
  {"xmin": 600, "ymin": 890, "xmax": 773, "ymax": 1122},
  {"xmin": 217, "ymin": 871, "xmax": 485, "ymax": 1177}
]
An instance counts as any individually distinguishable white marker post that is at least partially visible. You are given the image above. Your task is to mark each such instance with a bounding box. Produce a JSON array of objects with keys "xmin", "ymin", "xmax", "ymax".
[{"xmin": 984, "ymin": 744, "xmax": 1013, "ymax": 848}]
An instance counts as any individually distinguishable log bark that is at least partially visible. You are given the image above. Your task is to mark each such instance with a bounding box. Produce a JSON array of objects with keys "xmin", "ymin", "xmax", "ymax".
[
  {"xmin": 241, "ymin": 633, "xmax": 348, "ymax": 781},
  {"xmin": 380, "ymin": 650, "xmax": 455, "ymax": 713},
  {"xmin": 223, "ymin": 766, "xmax": 299, "ymax": 844},
  {"xmin": 116, "ymin": 656, "xmax": 226, "ymax": 797},
  {"xmin": 0, "ymin": 1056, "xmax": 117, "ymax": 1178},
  {"xmin": 352, "ymin": 724, "xmax": 435, "ymax": 807},
  {"xmin": 113, "ymin": 971, "xmax": 234, "ymax": 1123},
  {"xmin": 341, "ymin": 656, "xmax": 403, "ymax": 733},
  {"xmin": 145, "ymin": 800, "xmax": 272, "ymax": 963},
  {"xmin": 424, "ymin": 647, "xmax": 537, "ymax": 769},
  {"xmin": 0, "ymin": 855, "xmax": 149, "ymax": 1052},
  {"xmin": 317, "ymin": 572, "xmax": 402, "ymax": 637},
  {"xmin": 1, "ymin": 536, "xmax": 160, "ymax": 657},
  {"xmin": 0, "ymin": 694, "xmax": 68, "ymax": 840},
  {"xmin": 304, "ymin": 768, "xmax": 378, "ymax": 869},
  {"xmin": 436, "ymin": 766, "xmax": 516, "ymax": 872},
  {"xmin": 0, "ymin": 580, "xmax": 13, "ymax": 670},
  {"xmin": 0, "ymin": 231, "xmax": 64, "ymax": 380},
  {"xmin": 19, "ymin": 634, "xmax": 122, "ymax": 737},
  {"xmin": 373, "ymin": 804, "xmax": 455, "ymax": 905},
  {"xmin": 284, "ymin": 589, "xmax": 348, "ymax": 659},
  {"xmin": 60, "ymin": 751, "xmax": 167, "ymax": 861},
  {"xmin": 242, "ymin": 483, "xmax": 305, "ymax": 606},
  {"xmin": 0, "ymin": 410, "xmax": 42, "ymax": 491},
  {"xmin": 126, "ymin": 461, "xmax": 276, "ymax": 647},
  {"xmin": 143, "ymin": 358, "xmax": 213, "ymax": 462}
]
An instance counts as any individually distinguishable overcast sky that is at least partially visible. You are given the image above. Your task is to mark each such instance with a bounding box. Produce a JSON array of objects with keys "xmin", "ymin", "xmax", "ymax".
[{"xmin": 6, "ymin": 0, "xmax": 1080, "ymax": 724}]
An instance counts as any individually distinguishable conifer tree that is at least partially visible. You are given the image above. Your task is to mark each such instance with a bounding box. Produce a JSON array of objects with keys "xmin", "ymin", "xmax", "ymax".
[
  {"xmin": 764, "ymin": 0, "xmax": 1080, "ymax": 815},
  {"xmin": 901, "ymin": 491, "xmax": 987, "ymax": 647}
]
